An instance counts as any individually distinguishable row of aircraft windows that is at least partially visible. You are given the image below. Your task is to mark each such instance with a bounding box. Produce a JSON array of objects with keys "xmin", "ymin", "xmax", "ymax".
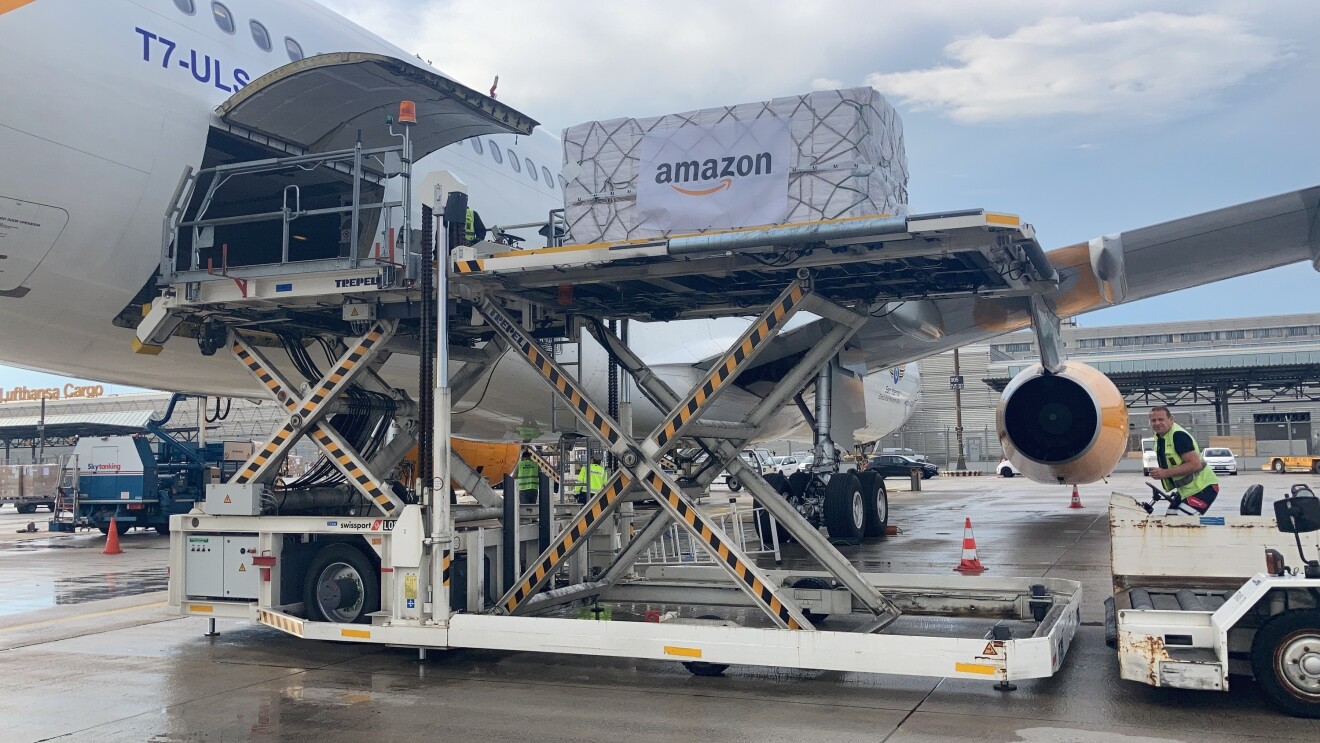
[
  {"xmin": 470, "ymin": 138, "xmax": 565, "ymax": 192},
  {"xmin": 173, "ymin": 0, "xmax": 306, "ymax": 62}
]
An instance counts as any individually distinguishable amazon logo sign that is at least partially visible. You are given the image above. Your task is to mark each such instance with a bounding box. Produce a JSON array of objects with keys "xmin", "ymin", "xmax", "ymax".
[
  {"xmin": 637, "ymin": 117, "xmax": 790, "ymax": 231},
  {"xmin": 653, "ymin": 152, "xmax": 775, "ymax": 196}
]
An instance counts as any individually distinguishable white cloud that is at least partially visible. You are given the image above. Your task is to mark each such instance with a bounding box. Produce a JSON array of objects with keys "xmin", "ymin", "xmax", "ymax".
[
  {"xmin": 865, "ymin": 13, "xmax": 1289, "ymax": 123},
  {"xmin": 810, "ymin": 78, "xmax": 844, "ymax": 91}
]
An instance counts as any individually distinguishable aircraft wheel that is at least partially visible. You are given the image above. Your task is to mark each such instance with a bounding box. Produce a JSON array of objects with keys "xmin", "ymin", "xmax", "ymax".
[
  {"xmin": 1251, "ymin": 609, "xmax": 1320, "ymax": 718},
  {"xmin": 857, "ymin": 471, "xmax": 888, "ymax": 538},
  {"xmin": 303, "ymin": 543, "xmax": 380, "ymax": 624},
  {"xmin": 824, "ymin": 473, "xmax": 864, "ymax": 542}
]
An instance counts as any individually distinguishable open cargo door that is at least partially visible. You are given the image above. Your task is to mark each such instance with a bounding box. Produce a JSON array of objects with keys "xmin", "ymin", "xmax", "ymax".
[
  {"xmin": 167, "ymin": 53, "xmax": 536, "ymax": 274},
  {"xmin": 217, "ymin": 52, "xmax": 535, "ymax": 165}
]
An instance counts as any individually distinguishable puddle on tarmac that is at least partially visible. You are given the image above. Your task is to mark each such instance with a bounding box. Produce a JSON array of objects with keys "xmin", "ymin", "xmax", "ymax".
[{"xmin": 0, "ymin": 567, "xmax": 168, "ymax": 617}]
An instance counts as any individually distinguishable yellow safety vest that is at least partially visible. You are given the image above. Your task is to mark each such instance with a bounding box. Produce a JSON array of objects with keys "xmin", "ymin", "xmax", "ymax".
[
  {"xmin": 1157, "ymin": 422, "xmax": 1218, "ymax": 495},
  {"xmin": 575, "ymin": 463, "xmax": 605, "ymax": 494},
  {"xmin": 464, "ymin": 209, "xmax": 477, "ymax": 244},
  {"xmin": 515, "ymin": 459, "xmax": 540, "ymax": 492}
]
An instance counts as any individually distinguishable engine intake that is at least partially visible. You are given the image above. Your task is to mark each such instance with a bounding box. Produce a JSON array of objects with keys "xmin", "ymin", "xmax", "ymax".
[{"xmin": 997, "ymin": 362, "xmax": 1128, "ymax": 484}]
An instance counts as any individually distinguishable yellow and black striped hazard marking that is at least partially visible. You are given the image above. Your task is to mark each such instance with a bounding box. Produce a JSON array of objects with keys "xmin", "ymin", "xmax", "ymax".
[
  {"xmin": 517, "ymin": 336, "xmax": 620, "ymax": 446},
  {"xmin": 257, "ymin": 609, "xmax": 305, "ymax": 637},
  {"xmin": 235, "ymin": 342, "xmax": 284, "ymax": 399},
  {"xmin": 441, "ymin": 551, "xmax": 452, "ymax": 588},
  {"xmin": 502, "ymin": 474, "xmax": 632, "ymax": 613},
  {"xmin": 295, "ymin": 325, "xmax": 386, "ymax": 417},
  {"xmin": 525, "ymin": 448, "xmax": 561, "ymax": 483},
  {"xmin": 644, "ymin": 472, "xmax": 801, "ymax": 630},
  {"xmin": 231, "ymin": 324, "xmax": 387, "ymax": 484},
  {"xmin": 654, "ymin": 283, "xmax": 803, "ymax": 448},
  {"xmin": 308, "ymin": 428, "xmax": 396, "ymax": 511},
  {"xmin": 455, "ymin": 259, "xmax": 484, "ymax": 274}
]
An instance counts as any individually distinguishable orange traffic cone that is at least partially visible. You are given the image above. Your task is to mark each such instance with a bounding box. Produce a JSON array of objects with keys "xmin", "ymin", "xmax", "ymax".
[
  {"xmin": 1069, "ymin": 485, "xmax": 1084, "ymax": 509},
  {"xmin": 954, "ymin": 517, "xmax": 985, "ymax": 574},
  {"xmin": 103, "ymin": 518, "xmax": 124, "ymax": 555}
]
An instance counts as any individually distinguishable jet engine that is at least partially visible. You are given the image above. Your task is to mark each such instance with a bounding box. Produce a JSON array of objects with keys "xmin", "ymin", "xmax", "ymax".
[{"xmin": 996, "ymin": 361, "xmax": 1128, "ymax": 484}]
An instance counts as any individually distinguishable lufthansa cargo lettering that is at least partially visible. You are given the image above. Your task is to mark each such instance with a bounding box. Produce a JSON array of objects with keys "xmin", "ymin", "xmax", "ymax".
[{"xmin": 0, "ymin": 384, "xmax": 105, "ymax": 403}]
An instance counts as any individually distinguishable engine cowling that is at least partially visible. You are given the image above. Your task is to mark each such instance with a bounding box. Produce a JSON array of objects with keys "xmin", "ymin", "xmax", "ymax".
[{"xmin": 996, "ymin": 361, "xmax": 1128, "ymax": 484}]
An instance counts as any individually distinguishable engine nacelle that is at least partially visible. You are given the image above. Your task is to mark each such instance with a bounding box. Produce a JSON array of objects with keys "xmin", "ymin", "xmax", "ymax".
[{"xmin": 997, "ymin": 361, "xmax": 1128, "ymax": 484}]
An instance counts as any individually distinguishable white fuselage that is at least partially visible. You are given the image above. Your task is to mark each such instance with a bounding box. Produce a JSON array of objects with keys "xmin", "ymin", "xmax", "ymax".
[{"xmin": 0, "ymin": 0, "xmax": 918, "ymax": 445}]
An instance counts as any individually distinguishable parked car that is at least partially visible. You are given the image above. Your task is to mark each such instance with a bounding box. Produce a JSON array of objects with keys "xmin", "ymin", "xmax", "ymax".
[
  {"xmin": 1201, "ymin": 447, "xmax": 1238, "ymax": 476},
  {"xmin": 772, "ymin": 455, "xmax": 806, "ymax": 475},
  {"xmin": 997, "ymin": 458, "xmax": 1021, "ymax": 478},
  {"xmin": 1141, "ymin": 437, "xmax": 1157, "ymax": 477},
  {"xmin": 880, "ymin": 447, "xmax": 930, "ymax": 463},
  {"xmin": 867, "ymin": 454, "xmax": 939, "ymax": 480}
]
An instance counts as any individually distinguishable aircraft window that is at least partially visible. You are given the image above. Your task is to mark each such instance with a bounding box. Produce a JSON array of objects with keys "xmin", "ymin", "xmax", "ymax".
[
  {"xmin": 542, "ymin": 166, "xmax": 554, "ymax": 188},
  {"xmin": 285, "ymin": 37, "xmax": 304, "ymax": 62},
  {"xmin": 508, "ymin": 149, "xmax": 521, "ymax": 172},
  {"xmin": 249, "ymin": 20, "xmax": 272, "ymax": 52},
  {"xmin": 211, "ymin": 2, "xmax": 235, "ymax": 34},
  {"xmin": 525, "ymin": 158, "xmax": 538, "ymax": 181},
  {"xmin": 173, "ymin": 0, "xmax": 196, "ymax": 14},
  {"xmin": 488, "ymin": 142, "xmax": 503, "ymax": 164},
  {"xmin": 470, "ymin": 138, "xmax": 483, "ymax": 155}
]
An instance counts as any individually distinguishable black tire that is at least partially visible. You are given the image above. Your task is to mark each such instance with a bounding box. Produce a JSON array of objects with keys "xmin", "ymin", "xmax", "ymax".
[
  {"xmin": 97, "ymin": 520, "xmax": 130, "ymax": 536},
  {"xmin": 1250, "ymin": 609, "xmax": 1320, "ymax": 718},
  {"xmin": 792, "ymin": 577, "xmax": 832, "ymax": 623},
  {"xmin": 857, "ymin": 471, "xmax": 888, "ymax": 539},
  {"xmin": 1272, "ymin": 459, "xmax": 1286, "ymax": 474},
  {"xmin": 787, "ymin": 471, "xmax": 811, "ymax": 499},
  {"xmin": 754, "ymin": 473, "xmax": 797, "ymax": 546},
  {"xmin": 154, "ymin": 523, "xmax": 170, "ymax": 536},
  {"xmin": 683, "ymin": 615, "xmax": 731, "ymax": 677},
  {"xmin": 725, "ymin": 475, "xmax": 742, "ymax": 492},
  {"xmin": 17, "ymin": 503, "xmax": 36, "ymax": 515},
  {"xmin": 303, "ymin": 543, "xmax": 380, "ymax": 624},
  {"xmin": 1312, "ymin": 461, "xmax": 1320, "ymax": 475},
  {"xmin": 823, "ymin": 473, "xmax": 864, "ymax": 542},
  {"xmin": 999, "ymin": 467, "xmax": 1015, "ymax": 478}
]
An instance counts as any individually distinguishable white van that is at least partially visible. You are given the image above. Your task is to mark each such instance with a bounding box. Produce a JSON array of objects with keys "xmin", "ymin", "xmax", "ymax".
[{"xmin": 1141, "ymin": 437, "xmax": 1157, "ymax": 476}]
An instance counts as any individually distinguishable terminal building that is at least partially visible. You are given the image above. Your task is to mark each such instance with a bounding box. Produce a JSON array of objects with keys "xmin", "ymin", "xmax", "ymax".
[{"xmin": 879, "ymin": 312, "xmax": 1320, "ymax": 468}]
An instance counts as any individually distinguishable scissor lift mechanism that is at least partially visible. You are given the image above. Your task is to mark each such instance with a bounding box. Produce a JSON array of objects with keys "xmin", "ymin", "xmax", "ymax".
[{"xmin": 161, "ymin": 197, "xmax": 1081, "ymax": 684}]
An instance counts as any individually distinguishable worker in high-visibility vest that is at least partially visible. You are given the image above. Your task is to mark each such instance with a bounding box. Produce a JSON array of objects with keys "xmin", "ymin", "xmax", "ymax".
[
  {"xmin": 574, "ymin": 454, "xmax": 606, "ymax": 504},
  {"xmin": 514, "ymin": 450, "xmax": 541, "ymax": 504},
  {"xmin": 1149, "ymin": 405, "xmax": 1219, "ymax": 514},
  {"xmin": 463, "ymin": 207, "xmax": 487, "ymax": 245}
]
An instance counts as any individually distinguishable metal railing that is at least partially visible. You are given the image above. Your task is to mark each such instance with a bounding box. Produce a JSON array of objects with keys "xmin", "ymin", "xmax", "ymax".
[{"xmin": 635, "ymin": 504, "xmax": 780, "ymax": 565}]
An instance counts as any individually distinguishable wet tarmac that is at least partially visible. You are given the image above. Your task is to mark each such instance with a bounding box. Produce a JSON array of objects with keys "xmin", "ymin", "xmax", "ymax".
[{"xmin": 2, "ymin": 473, "xmax": 1318, "ymax": 742}]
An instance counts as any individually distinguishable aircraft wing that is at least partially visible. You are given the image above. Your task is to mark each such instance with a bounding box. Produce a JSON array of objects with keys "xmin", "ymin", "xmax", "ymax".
[{"xmin": 843, "ymin": 185, "xmax": 1320, "ymax": 372}]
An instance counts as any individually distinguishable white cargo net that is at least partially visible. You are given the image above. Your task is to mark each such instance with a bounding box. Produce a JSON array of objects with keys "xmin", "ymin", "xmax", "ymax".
[{"xmin": 562, "ymin": 87, "xmax": 909, "ymax": 245}]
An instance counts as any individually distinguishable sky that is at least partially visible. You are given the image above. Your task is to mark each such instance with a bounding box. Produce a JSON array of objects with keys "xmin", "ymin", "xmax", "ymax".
[{"xmin": 2, "ymin": 0, "xmax": 1319, "ymax": 394}]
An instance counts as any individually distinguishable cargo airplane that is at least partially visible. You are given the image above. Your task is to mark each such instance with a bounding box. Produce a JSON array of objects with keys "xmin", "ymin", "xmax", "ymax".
[{"xmin": 1, "ymin": 0, "xmax": 1317, "ymax": 485}]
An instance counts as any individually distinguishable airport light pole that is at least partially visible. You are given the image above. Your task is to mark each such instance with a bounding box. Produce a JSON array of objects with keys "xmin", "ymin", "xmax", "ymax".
[{"xmin": 953, "ymin": 348, "xmax": 966, "ymax": 471}]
